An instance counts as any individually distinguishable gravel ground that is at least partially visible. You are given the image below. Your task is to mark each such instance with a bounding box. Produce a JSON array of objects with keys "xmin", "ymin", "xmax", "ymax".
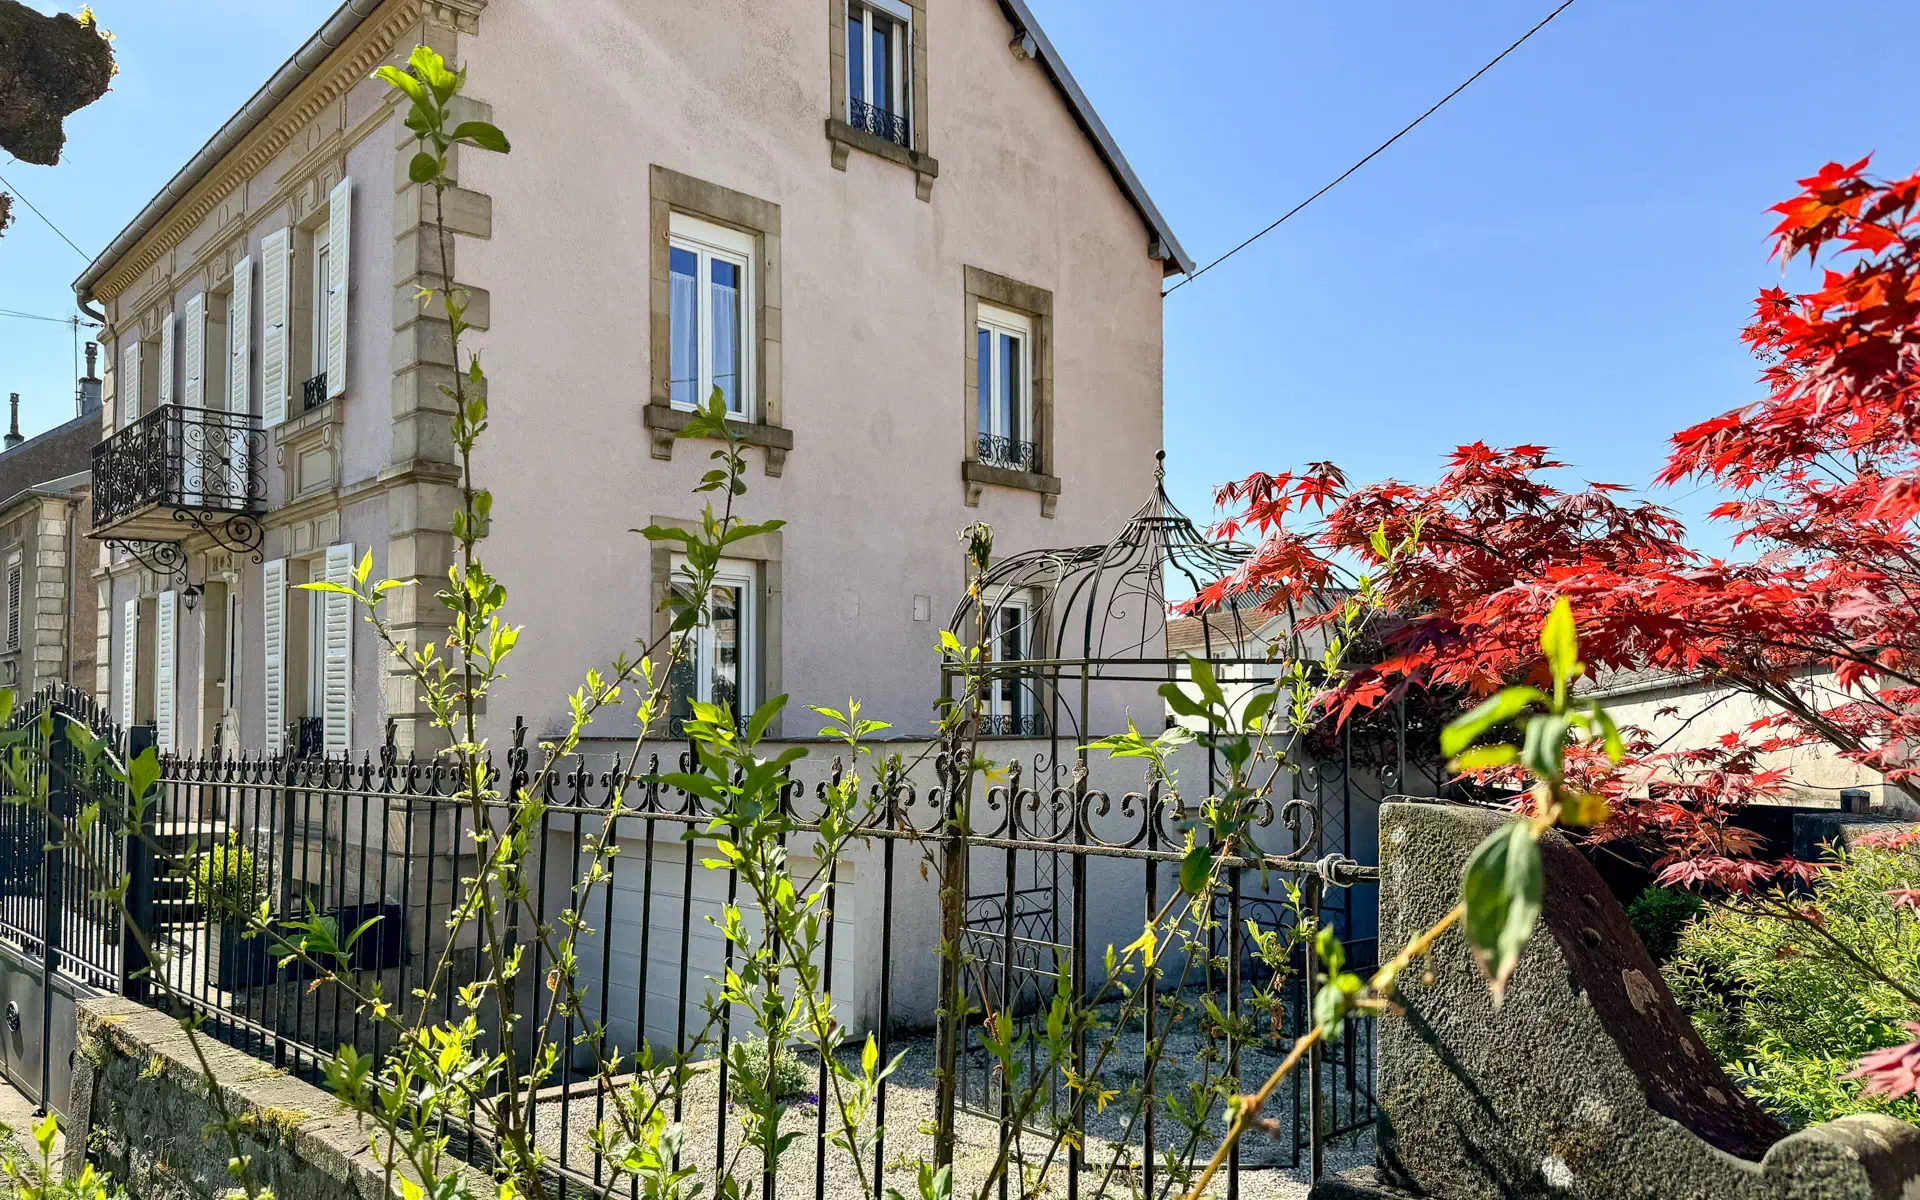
[{"xmin": 529, "ymin": 1011, "xmax": 1376, "ymax": 1200}]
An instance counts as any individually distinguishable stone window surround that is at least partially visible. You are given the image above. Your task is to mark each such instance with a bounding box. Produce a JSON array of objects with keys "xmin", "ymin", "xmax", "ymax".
[
  {"xmin": 962, "ymin": 266, "xmax": 1059, "ymax": 518},
  {"xmin": 646, "ymin": 516, "xmax": 783, "ymax": 734},
  {"xmin": 644, "ymin": 166, "xmax": 793, "ymax": 476},
  {"xmin": 825, "ymin": 0, "xmax": 939, "ymax": 201}
]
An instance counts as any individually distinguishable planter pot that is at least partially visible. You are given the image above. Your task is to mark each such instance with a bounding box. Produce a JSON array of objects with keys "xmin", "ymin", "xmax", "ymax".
[{"xmin": 209, "ymin": 921, "xmax": 277, "ymax": 992}]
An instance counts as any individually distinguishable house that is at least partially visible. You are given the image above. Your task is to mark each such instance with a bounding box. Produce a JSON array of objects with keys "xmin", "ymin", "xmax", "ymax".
[
  {"xmin": 73, "ymin": 0, "xmax": 1190, "ymax": 757},
  {"xmin": 0, "ymin": 352, "xmax": 103, "ymax": 696}
]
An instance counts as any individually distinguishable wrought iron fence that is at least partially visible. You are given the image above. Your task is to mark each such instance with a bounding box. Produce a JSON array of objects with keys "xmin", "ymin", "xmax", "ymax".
[
  {"xmin": 303, "ymin": 373, "xmax": 329, "ymax": 413},
  {"xmin": 113, "ymin": 722, "xmax": 1380, "ymax": 1199},
  {"xmin": 0, "ymin": 680, "xmax": 1391, "ymax": 1195},
  {"xmin": 847, "ymin": 97, "xmax": 909, "ymax": 146},
  {"xmin": 975, "ymin": 433, "xmax": 1040, "ymax": 473},
  {"xmin": 91, "ymin": 404, "xmax": 265, "ymax": 528}
]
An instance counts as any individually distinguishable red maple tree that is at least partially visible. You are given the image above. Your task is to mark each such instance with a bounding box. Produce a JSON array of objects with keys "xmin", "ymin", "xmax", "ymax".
[{"xmin": 1200, "ymin": 158, "xmax": 1920, "ymax": 843}]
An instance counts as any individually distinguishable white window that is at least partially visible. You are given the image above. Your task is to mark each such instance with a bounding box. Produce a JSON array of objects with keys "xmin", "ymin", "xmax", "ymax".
[
  {"xmin": 668, "ymin": 213, "xmax": 755, "ymax": 419},
  {"xmin": 986, "ymin": 595, "xmax": 1034, "ymax": 733},
  {"xmin": 311, "ymin": 231, "xmax": 331, "ymax": 385},
  {"xmin": 976, "ymin": 304, "xmax": 1033, "ymax": 470},
  {"xmin": 846, "ymin": 0, "xmax": 912, "ymax": 146},
  {"xmin": 667, "ymin": 556, "xmax": 756, "ymax": 729},
  {"xmin": 306, "ymin": 561, "xmax": 327, "ymax": 721}
]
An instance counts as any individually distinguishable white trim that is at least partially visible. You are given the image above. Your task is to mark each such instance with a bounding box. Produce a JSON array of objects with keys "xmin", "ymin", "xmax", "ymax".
[
  {"xmin": 262, "ymin": 558, "xmax": 286, "ymax": 753},
  {"xmin": 667, "ymin": 213, "xmax": 756, "ymax": 419},
  {"xmin": 668, "ymin": 554, "xmax": 757, "ymax": 718},
  {"xmin": 322, "ymin": 543, "xmax": 354, "ymax": 754},
  {"xmin": 260, "ymin": 227, "xmax": 292, "ymax": 427},
  {"xmin": 976, "ymin": 303, "xmax": 1033, "ymax": 444},
  {"xmin": 155, "ymin": 591, "xmax": 177, "ymax": 752},
  {"xmin": 325, "ymin": 176, "xmax": 351, "ymax": 399}
]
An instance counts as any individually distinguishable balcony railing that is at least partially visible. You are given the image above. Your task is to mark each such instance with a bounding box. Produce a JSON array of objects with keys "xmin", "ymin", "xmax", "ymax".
[
  {"xmin": 91, "ymin": 404, "xmax": 266, "ymax": 532},
  {"xmin": 979, "ymin": 712, "xmax": 1047, "ymax": 737},
  {"xmin": 303, "ymin": 373, "xmax": 329, "ymax": 413},
  {"xmin": 848, "ymin": 97, "xmax": 910, "ymax": 147},
  {"xmin": 976, "ymin": 433, "xmax": 1041, "ymax": 474}
]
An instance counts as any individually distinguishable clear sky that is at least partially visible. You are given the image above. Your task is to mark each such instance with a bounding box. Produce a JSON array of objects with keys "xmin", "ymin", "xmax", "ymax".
[{"xmin": 2, "ymin": 0, "xmax": 1915, "ymax": 551}]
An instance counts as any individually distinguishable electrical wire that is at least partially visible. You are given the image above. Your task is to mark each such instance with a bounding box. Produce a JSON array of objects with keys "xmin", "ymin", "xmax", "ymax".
[
  {"xmin": 0, "ymin": 169, "xmax": 93, "ymax": 261},
  {"xmin": 0, "ymin": 307, "xmax": 97, "ymax": 326},
  {"xmin": 1164, "ymin": 0, "xmax": 1580, "ymax": 297}
]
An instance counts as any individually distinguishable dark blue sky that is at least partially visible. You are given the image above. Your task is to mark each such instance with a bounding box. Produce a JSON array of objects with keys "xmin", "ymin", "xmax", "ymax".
[{"xmin": 3, "ymin": 0, "xmax": 1915, "ymax": 552}]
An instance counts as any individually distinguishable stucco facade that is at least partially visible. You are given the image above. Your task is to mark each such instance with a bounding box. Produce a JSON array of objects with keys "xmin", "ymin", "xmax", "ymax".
[{"xmin": 77, "ymin": 0, "xmax": 1184, "ymax": 756}]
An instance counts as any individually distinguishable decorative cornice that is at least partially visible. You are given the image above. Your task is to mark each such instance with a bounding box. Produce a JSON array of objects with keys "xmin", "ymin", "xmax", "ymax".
[{"xmin": 94, "ymin": 0, "xmax": 425, "ymax": 302}]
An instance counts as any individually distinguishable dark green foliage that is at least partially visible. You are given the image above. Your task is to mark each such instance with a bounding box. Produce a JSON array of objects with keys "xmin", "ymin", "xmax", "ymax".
[{"xmin": 1626, "ymin": 886, "xmax": 1704, "ymax": 964}]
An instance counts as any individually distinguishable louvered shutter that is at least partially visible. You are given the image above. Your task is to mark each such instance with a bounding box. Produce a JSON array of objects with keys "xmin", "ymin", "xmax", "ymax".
[
  {"xmin": 260, "ymin": 228, "xmax": 291, "ymax": 427},
  {"xmin": 119, "ymin": 341, "xmax": 141, "ymax": 429},
  {"xmin": 229, "ymin": 255, "xmax": 252, "ymax": 415},
  {"xmin": 182, "ymin": 294, "xmax": 205, "ymax": 409},
  {"xmin": 5, "ymin": 563, "xmax": 19, "ymax": 650},
  {"xmin": 157, "ymin": 313, "xmax": 175, "ymax": 409},
  {"xmin": 155, "ymin": 590, "xmax": 177, "ymax": 752},
  {"xmin": 326, "ymin": 177, "xmax": 351, "ymax": 400},
  {"xmin": 263, "ymin": 558, "xmax": 286, "ymax": 753},
  {"xmin": 120, "ymin": 598, "xmax": 137, "ymax": 725},
  {"xmin": 322, "ymin": 543, "xmax": 354, "ymax": 754}
]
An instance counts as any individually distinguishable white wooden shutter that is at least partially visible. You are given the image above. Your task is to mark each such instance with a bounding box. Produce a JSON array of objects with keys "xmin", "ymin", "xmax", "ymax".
[
  {"xmin": 156, "ymin": 313, "xmax": 175, "ymax": 409},
  {"xmin": 322, "ymin": 543, "xmax": 354, "ymax": 754},
  {"xmin": 155, "ymin": 590, "xmax": 177, "ymax": 752},
  {"xmin": 5, "ymin": 563, "xmax": 20, "ymax": 650},
  {"xmin": 260, "ymin": 228, "xmax": 291, "ymax": 427},
  {"xmin": 229, "ymin": 255, "xmax": 252, "ymax": 415},
  {"xmin": 326, "ymin": 177, "xmax": 352, "ymax": 400},
  {"xmin": 120, "ymin": 598, "xmax": 137, "ymax": 725},
  {"xmin": 263, "ymin": 558, "xmax": 286, "ymax": 753},
  {"xmin": 182, "ymin": 294, "xmax": 205, "ymax": 409},
  {"xmin": 119, "ymin": 341, "xmax": 141, "ymax": 429}
]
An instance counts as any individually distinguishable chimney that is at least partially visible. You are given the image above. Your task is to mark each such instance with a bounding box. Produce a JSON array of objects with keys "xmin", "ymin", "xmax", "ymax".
[
  {"xmin": 4, "ymin": 394, "xmax": 21, "ymax": 450},
  {"xmin": 78, "ymin": 342, "xmax": 101, "ymax": 416}
]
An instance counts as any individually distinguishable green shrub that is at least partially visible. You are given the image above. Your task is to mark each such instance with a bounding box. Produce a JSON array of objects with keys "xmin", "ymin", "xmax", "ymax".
[
  {"xmin": 184, "ymin": 836, "xmax": 267, "ymax": 924},
  {"xmin": 732, "ymin": 1038, "xmax": 812, "ymax": 1102},
  {"xmin": 1626, "ymin": 885, "xmax": 1704, "ymax": 963},
  {"xmin": 1665, "ymin": 835, "xmax": 1920, "ymax": 1128}
]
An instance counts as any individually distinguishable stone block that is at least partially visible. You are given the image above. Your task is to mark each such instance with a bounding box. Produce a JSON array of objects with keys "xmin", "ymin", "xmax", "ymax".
[{"xmin": 1316, "ymin": 802, "xmax": 1920, "ymax": 1200}]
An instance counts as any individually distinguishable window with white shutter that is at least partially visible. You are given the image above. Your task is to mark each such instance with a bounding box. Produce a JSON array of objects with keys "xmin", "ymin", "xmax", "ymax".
[
  {"xmin": 183, "ymin": 294, "xmax": 205, "ymax": 409},
  {"xmin": 261, "ymin": 228, "xmax": 292, "ymax": 427},
  {"xmin": 157, "ymin": 312, "xmax": 175, "ymax": 410},
  {"xmin": 325, "ymin": 177, "xmax": 352, "ymax": 401},
  {"xmin": 322, "ymin": 543, "xmax": 354, "ymax": 754},
  {"xmin": 155, "ymin": 590, "xmax": 177, "ymax": 752},
  {"xmin": 120, "ymin": 598, "xmax": 137, "ymax": 725},
  {"xmin": 119, "ymin": 341, "xmax": 141, "ymax": 429},
  {"xmin": 263, "ymin": 558, "xmax": 286, "ymax": 753},
  {"xmin": 229, "ymin": 255, "xmax": 252, "ymax": 416}
]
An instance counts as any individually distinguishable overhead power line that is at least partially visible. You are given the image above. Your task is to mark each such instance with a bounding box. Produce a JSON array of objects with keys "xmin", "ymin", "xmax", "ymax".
[
  {"xmin": 0, "ymin": 169, "xmax": 94, "ymax": 261},
  {"xmin": 1164, "ymin": 0, "xmax": 1580, "ymax": 297},
  {"xmin": 0, "ymin": 307, "xmax": 97, "ymax": 327}
]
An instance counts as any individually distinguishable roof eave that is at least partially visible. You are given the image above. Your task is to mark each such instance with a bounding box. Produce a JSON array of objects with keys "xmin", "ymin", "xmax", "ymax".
[
  {"xmin": 994, "ymin": 0, "xmax": 1193, "ymax": 278},
  {"xmin": 72, "ymin": 0, "xmax": 390, "ymax": 307}
]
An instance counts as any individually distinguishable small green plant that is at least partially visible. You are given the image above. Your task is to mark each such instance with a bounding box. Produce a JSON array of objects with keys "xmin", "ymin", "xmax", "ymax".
[
  {"xmin": 183, "ymin": 835, "xmax": 266, "ymax": 924},
  {"xmin": 1626, "ymin": 885, "xmax": 1704, "ymax": 964},
  {"xmin": 0, "ymin": 1114, "xmax": 123, "ymax": 1200},
  {"xmin": 731, "ymin": 1038, "xmax": 812, "ymax": 1102},
  {"xmin": 1666, "ymin": 834, "xmax": 1920, "ymax": 1127}
]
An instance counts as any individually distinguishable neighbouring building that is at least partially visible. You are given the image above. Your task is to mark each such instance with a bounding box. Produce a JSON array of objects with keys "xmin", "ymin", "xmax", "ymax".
[
  {"xmin": 74, "ymin": 0, "xmax": 1189, "ymax": 759},
  {"xmin": 0, "ymin": 352, "xmax": 103, "ymax": 696}
]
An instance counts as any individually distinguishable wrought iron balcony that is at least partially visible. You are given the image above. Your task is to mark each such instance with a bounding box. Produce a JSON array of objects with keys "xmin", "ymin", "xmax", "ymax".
[
  {"xmin": 848, "ymin": 97, "xmax": 909, "ymax": 147},
  {"xmin": 976, "ymin": 433, "xmax": 1041, "ymax": 473},
  {"xmin": 303, "ymin": 373, "xmax": 329, "ymax": 413},
  {"xmin": 91, "ymin": 404, "xmax": 266, "ymax": 569},
  {"xmin": 979, "ymin": 712, "xmax": 1047, "ymax": 737}
]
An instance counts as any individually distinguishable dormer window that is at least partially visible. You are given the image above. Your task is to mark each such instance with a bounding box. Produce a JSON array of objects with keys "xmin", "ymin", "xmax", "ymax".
[{"xmin": 846, "ymin": 0, "xmax": 912, "ymax": 147}]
